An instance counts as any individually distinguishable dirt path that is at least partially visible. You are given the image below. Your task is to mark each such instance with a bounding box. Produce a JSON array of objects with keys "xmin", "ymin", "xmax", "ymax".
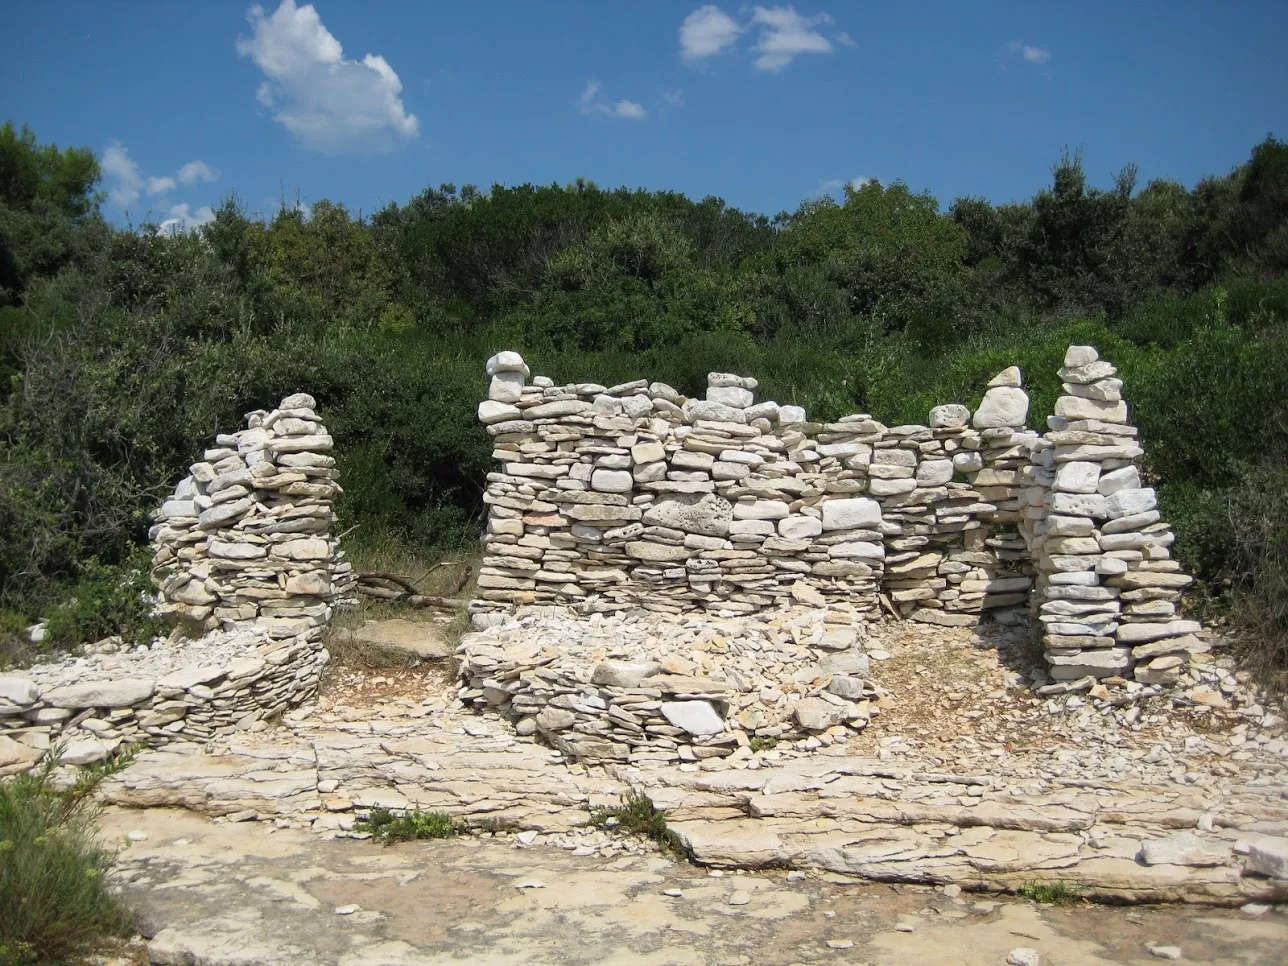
[{"xmin": 103, "ymin": 807, "xmax": 1286, "ymax": 966}]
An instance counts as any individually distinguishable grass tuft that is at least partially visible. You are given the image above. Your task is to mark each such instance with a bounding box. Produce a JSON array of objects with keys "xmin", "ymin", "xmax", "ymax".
[
  {"xmin": 1016, "ymin": 881, "xmax": 1083, "ymax": 905},
  {"xmin": 0, "ymin": 755, "xmax": 135, "ymax": 965},
  {"xmin": 355, "ymin": 807, "xmax": 463, "ymax": 845},
  {"xmin": 590, "ymin": 790, "xmax": 684, "ymax": 856}
]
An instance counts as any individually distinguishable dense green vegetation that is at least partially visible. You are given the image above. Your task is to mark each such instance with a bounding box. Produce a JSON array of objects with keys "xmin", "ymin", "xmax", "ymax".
[
  {"xmin": 0, "ymin": 752, "xmax": 136, "ymax": 965},
  {"xmin": 1, "ymin": 120, "xmax": 1285, "ymax": 684}
]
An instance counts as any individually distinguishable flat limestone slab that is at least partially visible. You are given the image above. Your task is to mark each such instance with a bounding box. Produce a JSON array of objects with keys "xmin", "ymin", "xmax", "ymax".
[
  {"xmin": 341, "ymin": 619, "xmax": 452, "ymax": 659},
  {"xmin": 99, "ymin": 807, "xmax": 1288, "ymax": 966}
]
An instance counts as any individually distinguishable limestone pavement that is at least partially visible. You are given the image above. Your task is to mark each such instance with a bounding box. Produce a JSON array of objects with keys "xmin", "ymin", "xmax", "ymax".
[{"xmin": 97, "ymin": 615, "xmax": 1288, "ymax": 907}]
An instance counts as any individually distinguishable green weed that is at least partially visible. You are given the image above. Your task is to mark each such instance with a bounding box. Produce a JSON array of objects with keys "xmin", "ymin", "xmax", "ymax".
[
  {"xmin": 1016, "ymin": 881, "xmax": 1083, "ymax": 905},
  {"xmin": 590, "ymin": 790, "xmax": 684, "ymax": 856},
  {"xmin": 355, "ymin": 807, "xmax": 463, "ymax": 845}
]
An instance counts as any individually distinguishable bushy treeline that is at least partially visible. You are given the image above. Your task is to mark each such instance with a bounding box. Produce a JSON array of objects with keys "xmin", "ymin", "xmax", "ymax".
[{"xmin": 1, "ymin": 119, "xmax": 1285, "ymax": 680}]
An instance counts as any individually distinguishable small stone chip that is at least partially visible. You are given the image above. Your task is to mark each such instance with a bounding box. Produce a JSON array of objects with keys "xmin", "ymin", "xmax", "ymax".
[
  {"xmin": 826, "ymin": 939, "xmax": 854, "ymax": 949},
  {"xmin": 728, "ymin": 891, "xmax": 751, "ymax": 906},
  {"xmin": 1148, "ymin": 947, "xmax": 1182, "ymax": 961},
  {"xmin": 334, "ymin": 904, "xmax": 359, "ymax": 915},
  {"xmin": 127, "ymin": 830, "xmax": 148, "ymax": 842},
  {"xmin": 514, "ymin": 879, "xmax": 546, "ymax": 890},
  {"xmin": 663, "ymin": 889, "xmax": 683, "ymax": 897},
  {"xmin": 1007, "ymin": 949, "xmax": 1040, "ymax": 966}
]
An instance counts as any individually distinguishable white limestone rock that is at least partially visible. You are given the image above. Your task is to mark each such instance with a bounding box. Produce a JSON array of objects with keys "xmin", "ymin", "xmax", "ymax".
[
  {"xmin": 1098, "ymin": 466, "xmax": 1141, "ymax": 494},
  {"xmin": 707, "ymin": 385, "xmax": 754, "ymax": 409},
  {"xmin": 1055, "ymin": 396, "xmax": 1128, "ymax": 423},
  {"xmin": 641, "ymin": 494, "xmax": 733, "ymax": 536},
  {"xmin": 988, "ymin": 366, "xmax": 1023, "ymax": 388},
  {"xmin": 660, "ymin": 700, "xmax": 725, "ymax": 735},
  {"xmin": 972, "ymin": 387, "xmax": 1029, "ymax": 429},
  {"xmin": 1064, "ymin": 345, "xmax": 1099, "ymax": 368},
  {"xmin": 0, "ymin": 677, "xmax": 39, "ymax": 707},
  {"xmin": 479, "ymin": 400, "xmax": 522, "ymax": 424},
  {"xmin": 590, "ymin": 469, "xmax": 633, "ymax": 493},
  {"xmin": 916, "ymin": 459, "xmax": 954, "ymax": 486},
  {"xmin": 734, "ymin": 500, "xmax": 790, "ymax": 521},
  {"xmin": 779, "ymin": 515, "xmax": 823, "ymax": 540},
  {"xmin": 592, "ymin": 660, "xmax": 662, "ymax": 687},
  {"xmin": 929, "ymin": 404, "xmax": 970, "ymax": 429},
  {"xmin": 821, "ymin": 498, "xmax": 881, "ymax": 531},
  {"xmin": 489, "ymin": 371, "xmax": 525, "ymax": 403},
  {"xmin": 1245, "ymin": 837, "xmax": 1288, "ymax": 879},
  {"xmin": 1054, "ymin": 461, "xmax": 1101, "ymax": 494},
  {"xmin": 794, "ymin": 697, "xmax": 845, "ymax": 731},
  {"xmin": 486, "ymin": 351, "xmax": 529, "ymax": 377},
  {"xmin": 707, "ymin": 373, "xmax": 758, "ymax": 390},
  {"xmin": 44, "ymin": 678, "xmax": 155, "ymax": 709}
]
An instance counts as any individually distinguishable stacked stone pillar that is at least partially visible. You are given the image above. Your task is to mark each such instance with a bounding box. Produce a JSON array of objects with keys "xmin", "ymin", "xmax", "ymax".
[
  {"xmin": 1029, "ymin": 347, "xmax": 1200, "ymax": 685},
  {"xmin": 149, "ymin": 393, "xmax": 356, "ymax": 638}
]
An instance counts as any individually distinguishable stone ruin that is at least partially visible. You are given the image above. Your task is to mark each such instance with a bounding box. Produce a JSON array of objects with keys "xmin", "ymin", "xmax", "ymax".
[
  {"xmin": 149, "ymin": 392, "xmax": 356, "ymax": 636},
  {"xmin": 0, "ymin": 394, "xmax": 356, "ymax": 769},
  {"xmin": 473, "ymin": 346, "xmax": 1202, "ymax": 691}
]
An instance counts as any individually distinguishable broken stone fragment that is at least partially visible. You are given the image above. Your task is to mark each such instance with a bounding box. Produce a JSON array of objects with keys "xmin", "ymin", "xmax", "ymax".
[
  {"xmin": 591, "ymin": 660, "xmax": 662, "ymax": 688},
  {"xmin": 659, "ymin": 700, "xmax": 724, "ymax": 736},
  {"xmin": 794, "ymin": 697, "xmax": 844, "ymax": 731}
]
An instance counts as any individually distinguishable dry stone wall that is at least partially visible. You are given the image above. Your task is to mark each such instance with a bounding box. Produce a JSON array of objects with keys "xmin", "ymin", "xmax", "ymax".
[
  {"xmin": 474, "ymin": 347, "xmax": 1203, "ymax": 690},
  {"xmin": 475, "ymin": 352, "xmax": 1032, "ymax": 629},
  {"xmin": 149, "ymin": 393, "xmax": 356, "ymax": 637},
  {"xmin": 0, "ymin": 629, "xmax": 328, "ymax": 773}
]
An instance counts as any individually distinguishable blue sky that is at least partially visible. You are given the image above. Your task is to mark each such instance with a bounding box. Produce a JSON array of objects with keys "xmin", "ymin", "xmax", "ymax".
[{"xmin": 6, "ymin": 1, "xmax": 1287, "ymax": 231}]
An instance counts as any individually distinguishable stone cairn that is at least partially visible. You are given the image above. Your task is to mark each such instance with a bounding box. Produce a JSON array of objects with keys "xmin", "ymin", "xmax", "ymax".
[
  {"xmin": 1026, "ymin": 346, "xmax": 1200, "ymax": 687},
  {"xmin": 149, "ymin": 393, "xmax": 356, "ymax": 638}
]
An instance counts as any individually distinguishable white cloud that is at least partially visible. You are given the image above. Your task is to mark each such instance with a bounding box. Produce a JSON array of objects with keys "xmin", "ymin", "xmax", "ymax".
[
  {"xmin": 236, "ymin": 0, "xmax": 419, "ymax": 154},
  {"xmin": 680, "ymin": 5, "xmax": 742, "ymax": 62},
  {"xmin": 102, "ymin": 143, "xmax": 221, "ymax": 226},
  {"xmin": 178, "ymin": 160, "xmax": 220, "ymax": 185},
  {"xmin": 751, "ymin": 6, "xmax": 834, "ymax": 72},
  {"xmin": 156, "ymin": 203, "xmax": 217, "ymax": 235},
  {"xmin": 1004, "ymin": 40, "xmax": 1051, "ymax": 68},
  {"xmin": 815, "ymin": 175, "xmax": 871, "ymax": 199},
  {"xmin": 102, "ymin": 142, "xmax": 143, "ymax": 207},
  {"xmin": 579, "ymin": 80, "xmax": 648, "ymax": 120},
  {"xmin": 663, "ymin": 89, "xmax": 685, "ymax": 108}
]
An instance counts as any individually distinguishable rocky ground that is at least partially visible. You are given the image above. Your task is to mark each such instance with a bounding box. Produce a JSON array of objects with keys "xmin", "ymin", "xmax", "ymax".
[
  {"xmin": 94, "ymin": 613, "xmax": 1288, "ymax": 914},
  {"xmin": 100, "ymin": 806, "xmax": 1288, "ymax": 965}
]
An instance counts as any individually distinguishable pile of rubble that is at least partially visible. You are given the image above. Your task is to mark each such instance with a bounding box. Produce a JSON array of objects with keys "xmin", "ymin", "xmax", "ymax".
[
  {"xmin": 457, "ymin": 602, "xmax": 880, "ymax": 764},
  {"xmin": 0, "ymin": 628, "xmax": 328, "ymax": 772}
]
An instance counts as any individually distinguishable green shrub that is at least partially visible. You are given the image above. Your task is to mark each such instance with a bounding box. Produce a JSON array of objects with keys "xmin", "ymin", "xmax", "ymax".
[
  {"xmin": 0, "ymin": 757, "xmax": 133, "ymax": 965},
  {"xmin": 42, "ymin": 546, "xmax": 163, "ymax": 652},
  {"xmin": 590, "ymin": 790, "xmax": 683, "ymax": 856},
  {"xmin": 355, "ymin": 807, "xmax": 463, "ymax": 845},
  {"xmin": 1217, "ymin": 461, "xmax": 1288, "ymax": 696},
  {"xmin": 1016, "ymin": 881, "xmax": 1082, "ymax": 905}
]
